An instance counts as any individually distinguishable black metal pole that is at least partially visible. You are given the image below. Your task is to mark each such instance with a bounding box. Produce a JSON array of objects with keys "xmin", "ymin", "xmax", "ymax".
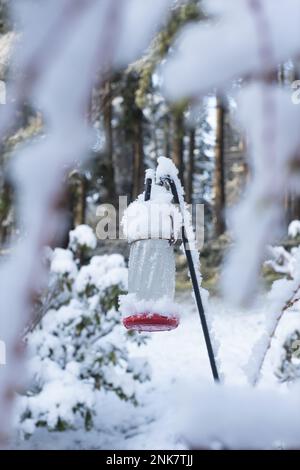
[
  {"xmin": 144, "ymin": 177, "xmax": 152, "ymax": 202},
  {"xmin": 166, "ymin": 177, "xmax": 220, "ymax": 382}
]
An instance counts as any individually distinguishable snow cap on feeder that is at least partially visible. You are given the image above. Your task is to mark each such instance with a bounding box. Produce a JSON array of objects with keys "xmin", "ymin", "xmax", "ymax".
[{"xmin": 120, "ymin": 161, "xmax": 182, "ymax": 332}]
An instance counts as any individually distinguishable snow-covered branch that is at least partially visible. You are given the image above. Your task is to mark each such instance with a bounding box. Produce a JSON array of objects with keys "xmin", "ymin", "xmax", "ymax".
[
  {"xmin": 221, "ymin": 83, "xmax": 300, "ymax": 306},
  {"xmin": 0, "ymin": 0, "xmax": 173, "ymax": 439},
  {"xmin": 185, "ymin": 382, "xmax": 300, "ymax": 449},
  {"xmin": 162, "ymin": 0, "xmax": 300, "ymax": 99}
]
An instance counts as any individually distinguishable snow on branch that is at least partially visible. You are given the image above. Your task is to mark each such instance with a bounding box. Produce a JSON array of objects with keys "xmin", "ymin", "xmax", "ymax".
[
  {"xmin": 184, "ymin": 382, "xmax": 300, "ymax": 449},
  {"xmin": 162, "ymin": 0, "xmax": 300, "ymax": 99},
  {"xmin": 0, "ymin": 0, "xmax": 173, "ymax": 440},
  {"xmin": 161, "ymin": 0, "xmax": 300, "ymax": 307},
  {"xmin": 221, "ymin": 83, "xmax": 300, "ymax": 307},
  {"xmin": 160, "ymin": 0, "xmax": 300, "ymax": 399},
  {"xmin": 245, "ymin": 239, "xmax": 300, "ymax": 386}
]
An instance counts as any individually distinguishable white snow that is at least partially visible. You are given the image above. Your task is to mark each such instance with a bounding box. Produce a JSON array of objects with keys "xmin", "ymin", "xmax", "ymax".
[
  {"xmin": 69, "ymin": 224, "xmax": 97, "ymax": 252},
  {"xmin": 4, "ymin": 0, "xmax": 300, "ymax": 449},
  {"xmin": 114, "ymin": 0, "xmax": 173, "ymax": 66},
  {"xmin": 119, "ymin": 293, "xmax": 180, "ymax": 320},
  {"xmin": 162, "ymin": 0, "xmax": 300, "ymax": 99},
  {"xmin": 244, "ymin": 238, "xmax": 300, "ymax": 385},
  {"xmin": 75, "ymin": 254, "xmax": 127, "ymax": 295},
  {"xmin": 156, "ymin": 156, "xmax": 183, "ymax": 189},
  {"xmin": 265, "ymin": 246, "xmax": 295, "ymax": 276},
  {"xmin": 288, "ymin": 220, "xmax": 300, "ymax": 239},
  {"xmin": 50, "ymin": 248, "xmax": 77, "ymax": 278},
  {"xmin": 221, "ymin": 83, "xmax": 300, "ymax": 307},
  {"xmin": 0, "ymin": 0, "xmax": 176, "ymax": 433},
  {"xmin": 184, "ymin": 382, "xmax": 300, "ymax": 450},
  {"xmin": 12, "ymin": 291, "xmax": 300, "ymax": 450},
  {"xmin": 122, "ymin": 182, "xmax": 182, "ymax": 243}
]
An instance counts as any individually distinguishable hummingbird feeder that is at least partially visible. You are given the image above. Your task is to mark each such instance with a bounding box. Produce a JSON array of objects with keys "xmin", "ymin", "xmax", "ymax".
[
  {"xmin": 121, "ymin": 167, "xmax": 181, "ymax": 332},
  {"xmin": 120, "ymin": 157, "xmax": 220, "ymax": 382}
]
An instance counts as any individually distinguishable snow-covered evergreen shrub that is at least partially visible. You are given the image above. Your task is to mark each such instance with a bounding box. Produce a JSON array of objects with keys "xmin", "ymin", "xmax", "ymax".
[
  {"xmin": 276, "ymin": 330, "xmax": 300, "ymax": 383},
  {"xmin": 68, "ymin": 224, "xmax": 97, "ymax": 262},
  {"xmin": 266, "ymin": 221, "xmax": 300, "ymax": 383},
  {"xmin": 17, "ymin": 225, "xmax": 150, "ymax": 437}
]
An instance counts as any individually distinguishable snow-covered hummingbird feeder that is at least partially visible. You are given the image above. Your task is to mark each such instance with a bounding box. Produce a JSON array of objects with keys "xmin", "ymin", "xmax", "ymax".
[
  {"xmin": 120, "ymin": 157, "xmax": 219, "ymax": 382},
  {"xmin": 120, "ymin": 167, "xmax": 182, "ymax": 332}
]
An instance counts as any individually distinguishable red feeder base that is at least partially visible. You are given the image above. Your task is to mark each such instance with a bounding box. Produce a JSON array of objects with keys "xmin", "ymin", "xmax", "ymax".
[{"xmin": 123, "ymin": 313, "xmax": 179, "ymax": 332}]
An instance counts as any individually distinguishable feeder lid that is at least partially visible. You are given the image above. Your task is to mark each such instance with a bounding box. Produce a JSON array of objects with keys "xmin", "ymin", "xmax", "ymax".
[
  {"xmin": 121, "ymin": 184, "xmax": 182, "ymax": 244},
  {"xmin": 123, "ymin": 313, "xmax": 179, "ymax": 332}
]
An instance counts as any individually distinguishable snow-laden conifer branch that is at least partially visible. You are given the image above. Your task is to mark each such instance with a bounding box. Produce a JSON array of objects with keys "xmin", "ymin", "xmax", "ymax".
[
  {"xmin": 0, "ymin": 0, "xmax": 122, "ymax": 440},
  {"xmin": 245, "ymin": 239, "xmax": 300, "ymax": 386},
  {"xmin": 162, "ymin": 0, "xmax": 300, "ymax": 99},
  {"xmin": 0, "ymin": 0, "xmax": 173, "ymax": 439}
]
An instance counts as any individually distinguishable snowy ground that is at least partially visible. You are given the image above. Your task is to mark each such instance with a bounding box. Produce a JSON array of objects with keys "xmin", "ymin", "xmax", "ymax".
[{"xmin": 12, "ymin": 291, "xmax": 299, "ymax": 450}]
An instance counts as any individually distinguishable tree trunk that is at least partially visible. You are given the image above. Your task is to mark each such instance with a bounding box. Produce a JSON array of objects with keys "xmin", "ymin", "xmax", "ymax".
[
  {"xmin": 287, "ymin": 192, "xmax": 300, "ymax": 222},
  {"xmin": 292, "ymin": 197, "xmax": 300, "ymax": 221},
  {"xmin": 69, "ymin": 171, "xmax": 87, "ymax": 227},
  {"xmin": 186, "ymin": 128, "xmax": 195, "ymax": 204},
  {"xmin": 164, "ymin": 115, "xmax": 171, "ymax": 158},
  {"xmin": 286, "ymin": 66, "xmax": 300, "ymax": 222},
  {"xmin": 103, "ymin": 80, "xmax": 115, "ymax": 202},
  {"xmin": 172, "ymin": 111, "xmax": 184, "ymax": 183},
  {"xmin": 113, "ymin": 72, "xmax": 144, "ymax": 202},
  {"xmin": 214, "ymin": 95, "xmax": 226, "ymax": 236},
  {"xmin": 132, "ymin": 110, "xmax": 144, "ymax": 200},
  {"xmin": 0, "ymin": 179, "xmax": 13, "ymax": 245}
]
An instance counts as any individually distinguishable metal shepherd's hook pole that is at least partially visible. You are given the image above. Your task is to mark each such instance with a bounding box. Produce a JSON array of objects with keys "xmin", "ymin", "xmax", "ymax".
[
  {"xmin": 165, "ymin": 176, "xmax": 219, "ymax": 383},
  {"xmin": 144, "ymin": 172, "xmax": 219, "ymax": 382}
]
